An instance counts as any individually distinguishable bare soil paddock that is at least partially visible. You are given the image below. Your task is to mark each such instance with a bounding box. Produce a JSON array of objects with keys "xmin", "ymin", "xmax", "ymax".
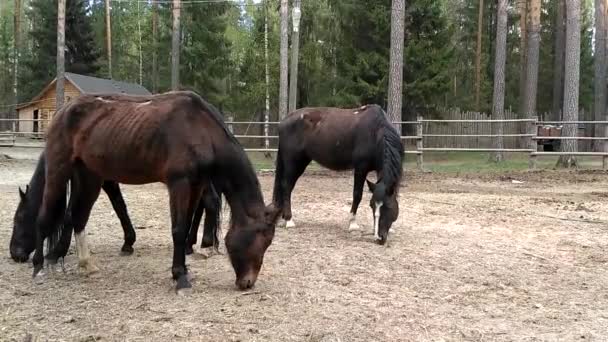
[{"xmin": 1, "ymin": 152, "xmax": 608, "ymax": 341}]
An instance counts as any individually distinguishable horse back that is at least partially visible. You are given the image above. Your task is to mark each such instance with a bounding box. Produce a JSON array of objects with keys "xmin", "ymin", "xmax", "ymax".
[
  {"xmin": 47, "ymin": 92, "xmax": 224, "ymax": 184},
  {"xmin": 279, "ymin": 106, "xmax": 378, "ymax": 170}
]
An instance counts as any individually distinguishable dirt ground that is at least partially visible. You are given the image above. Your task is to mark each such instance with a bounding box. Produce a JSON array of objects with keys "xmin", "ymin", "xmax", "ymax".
[{"xmin": 1, "ymin": 149, "xmax": 608, "ymax": 341}]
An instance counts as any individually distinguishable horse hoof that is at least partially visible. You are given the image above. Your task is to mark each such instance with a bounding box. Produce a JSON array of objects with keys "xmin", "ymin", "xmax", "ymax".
[
  {"xmin": 79, "ymin": 261, "xmax": 100, "ymax": 276},
  {"xmin": 176, "ymin": 275, "xmax": 192, "ymax": 296},
  {"xmin": 199, "ymin": 247, "xmax": 221, "ymax": 259},
  {"xmin": 185, "ymin": 245, "xmax": 194, "ymax": 256},
  {"xmin": 176, "ymin": 287, "xmax": 193, "ymax": 296},
  {"xmin": 33, "ymin": 270, "xmax": 46, "ymax": 285},
  {"xmin": 120, "ymin": 245, "xmax": 134, "ymax": 256},
  {"xmin": 348, "ymin": 222, "xmax": 360, "ymax": 231},
  {"xmin": 285, "ymin": 219, "xmax": 296, "ymax": 228}
]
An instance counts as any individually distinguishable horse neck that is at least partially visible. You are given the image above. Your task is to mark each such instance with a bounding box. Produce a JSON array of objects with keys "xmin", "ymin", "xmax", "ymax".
[
  {"xmin": 26, "ymin": 154, "xmax": 48, "ymax": 215},
  {"xmin": 215, "ymin": 144, "xmax": 265, "ymax": 226}
]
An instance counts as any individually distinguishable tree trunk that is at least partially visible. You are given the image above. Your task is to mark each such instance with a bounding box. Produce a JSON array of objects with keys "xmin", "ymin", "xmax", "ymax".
[
  {"xmin": 490, "ymin": 0, "xmax": 507, "ymax": 163},
  {"xmin": 522, "ymin": 0, "xmax": 540, "ymax": 119},
  {"xmin": 171, "ymin": 0, "xmax": 181, "ymax": 91},
  {"xmin": 474, "ymin": 0, "xmax": 484, "ymax": 111},
  {"xmin": 556, "ymin": 0, "xmax": 581, "ymax": 168},
  {"xmin": 388, "ymin": 0, "xmax": 405, "ymax": 134},
  {"xmin": 279, "ymin": 0, "xmax": 289, "ymax": 119},
  {"xmin": 152, "ymin": 1, "xmax": 158, "ymax": 92},
  {"xmin": 552, "ymin": 0, "xmax": 565, "ymax": 121},
  {"xmin": 288, "ymin": 0, "xmax": 301, "ymax": 113},
  {"xmin": 137, "ymin": 0, "xmax": 142, "ymax": 85},
  {"xmin": 105, "ymin": 0, "xmax": 112, "ymax": 78},
  {"xmin": 56, "ymin": 0, "xmax": 66, "ymax": 108},
  {"xmin": 518, "ymin": 0, "xmax": 527, "ymax": 117},
  {"xmin": 264, "ymin": 0, "xmax": 270, "ymax": 151},
  {"xmin": 594, "ymin": 0, "xmax": 607, "ymax": 150},
  {"xmin": 13, "ymin": 0, "xmax": 21, "ymax": 114}
]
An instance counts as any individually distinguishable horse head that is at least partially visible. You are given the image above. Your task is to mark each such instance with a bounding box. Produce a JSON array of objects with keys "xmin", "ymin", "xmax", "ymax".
[
  {"xmin": 366, "ymin": 179, "xmax": 399, "ymax": 245},
  {"xmin": 225, "ymin": 204, "xmax": 282, "ymax": 290},
  {"xmin": 10, "ymin": 185, "xmax": 36, "ymax": 262}
]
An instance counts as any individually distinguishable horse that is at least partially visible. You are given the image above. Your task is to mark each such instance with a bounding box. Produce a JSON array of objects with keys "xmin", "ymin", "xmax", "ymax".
[
  {"xmin": 272, "ymin": 105, "xmax": 403, "ymax": 245},
  {"xmin": 29, "ymin": 91, "xmax": 280, "ymax": 294},
  {"xmin": 10, "ymin": 149, "xmax": 223, "ymax": 264}
]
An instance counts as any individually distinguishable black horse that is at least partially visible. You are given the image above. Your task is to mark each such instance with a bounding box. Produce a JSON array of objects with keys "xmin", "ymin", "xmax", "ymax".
[
  {"xmin": 10, "ymin": 150, "xmax": 223, "ymax": 264},
  {"xmin": 272, "ymin": 105, "xmax": 403, "ymax": 244}
]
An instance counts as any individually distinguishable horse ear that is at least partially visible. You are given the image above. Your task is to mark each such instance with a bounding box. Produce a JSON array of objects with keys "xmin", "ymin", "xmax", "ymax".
[
  {"xmin": 264, "ymin": 204, "xmax": 282, "ymax": 225},
  {"xmin": 18, "ymin": 187, "xmax": 26, "ymax": 201},
  {"xmin": 366, "ymin": 179, "xmax": 376, "ymax": 193}
]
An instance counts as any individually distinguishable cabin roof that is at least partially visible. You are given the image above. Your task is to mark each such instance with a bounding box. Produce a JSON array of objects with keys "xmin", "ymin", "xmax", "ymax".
[{"xmin": 17, "ymin": 72, "xmax": 151, "ymax": 110}]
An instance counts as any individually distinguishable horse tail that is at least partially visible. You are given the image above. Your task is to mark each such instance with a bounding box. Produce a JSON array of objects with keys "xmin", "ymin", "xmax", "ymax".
[
  {"xmin": 211, "ymin": 182, "xmax": 223, "ymax": 252},
  {"xmin": 372, "ymin": 105, "xmax": 404, "ymax": 192},
  {"xmin": 45, "ymin": 179, "xmax": 71, "ymax": 260},
  {"xmin": 272, "ymin": 141, "xmax": 285, "ymax": 209}
]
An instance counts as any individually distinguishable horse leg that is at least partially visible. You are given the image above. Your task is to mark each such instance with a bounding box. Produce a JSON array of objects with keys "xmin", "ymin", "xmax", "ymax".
[
  {"xmin": 101, "ymin": 181, "xmax": 137, "ymax": 256},
  {"xmin": 200, "ymin": 184, "xmax": 221, "ymax": 255},
  {"xmin": 168, "ymin": 177, "xmax": 200, "ymax": 295},
  {"xmin": 32, "ymin": 165, "xmax": 72, "ymax": 280},
  {"xmin": 348, "ymin": 168, "xmax": 368, "ymax": 231},
  {"xmin": 281, "ymin": 156, "xmax": 311, "ymax": 228},
  {"xmin": 70, "ymin": 167, "xmax": 103, "ymax": 276},
  {"xmin": 186, "ymin": 191, "xmax": 204, "ymax": 255}
]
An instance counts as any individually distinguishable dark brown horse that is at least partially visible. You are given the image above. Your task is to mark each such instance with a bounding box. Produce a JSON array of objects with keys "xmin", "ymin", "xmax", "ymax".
[
  {"xmin": 31, "ymin": 91, "xmax": 280, "ymax": 293},
  {"xmin": 272, "ymin": 105, "xmax": 403, "ymax": 244},
  {"xmin": 10, "ymin": 149, "xmax": 222, "ymax": 264}
]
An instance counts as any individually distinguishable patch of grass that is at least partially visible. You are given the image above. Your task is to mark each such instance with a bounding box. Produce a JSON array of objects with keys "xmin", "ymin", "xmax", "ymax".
[
  {"xmin": 248, "ymin": 151, "xmax": 606, "ymax": 174},
  {"xmin": 403, "ymin": 152, "xmax": 605, "ymax": 173}
]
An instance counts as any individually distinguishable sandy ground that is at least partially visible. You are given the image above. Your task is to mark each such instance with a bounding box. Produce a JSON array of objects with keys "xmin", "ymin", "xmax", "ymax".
[{"xmin": 1, "ymin": 148, "xmax": 608, "ymax": 341}]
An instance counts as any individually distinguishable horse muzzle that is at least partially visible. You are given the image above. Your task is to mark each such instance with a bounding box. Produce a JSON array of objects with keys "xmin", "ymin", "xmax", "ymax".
[
  {"xmin": 10, "ymin": 247, "xmax": 30, "ymax": 263},
  {"xmin": 235, "ymin": 272, "xmax": 258, "ymax": 291}
]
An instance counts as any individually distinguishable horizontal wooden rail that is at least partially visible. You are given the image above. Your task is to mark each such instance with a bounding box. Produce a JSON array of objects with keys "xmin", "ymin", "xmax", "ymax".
[
  {"xmin": 421, "ymin": 119, "xmax": 535, "ymax": 123},
  {"xmin": 534, "ymin": 136, "xmax": 608, "ymax": 140},
  {"xmin": 421, "ymin": 148, "xmax": 535, "ymax": 152},
  {"xmin": 531, "ymin": 151, "xmax": 608, "ymax": 156},
  {"xmin": 423, "ymin": 134, "xmax": 534, "ymax": 138},
  {"xmin": 234, "ymin": 135, "xmax": 279, "ymax": 139},
  {"xmin": 537, "ymin": 121, "xmax": 608, "ymax": 125}
]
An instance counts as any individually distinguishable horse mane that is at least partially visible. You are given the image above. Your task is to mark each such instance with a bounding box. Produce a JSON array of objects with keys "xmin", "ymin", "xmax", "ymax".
[
  {"xmin": 181, "ymin": 91, "xmax": 240, "ymax": 146},
  {"xmin": 367, "ymin": 105, "xmax": 404, "ymax": 193},
  {"xmin": 22, "ymin": 150, "xmax": 67, "ymax": 256}
]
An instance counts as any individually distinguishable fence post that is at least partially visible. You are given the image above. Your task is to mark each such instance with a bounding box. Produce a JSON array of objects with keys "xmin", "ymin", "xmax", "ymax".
[
  {"xmin": 416, "ymin": 115, "xmax": 424, "ymax": 170},
  {"xmin": 603, "ymin": 119, "xmax": 608, "ymax": 169},
  {"xmin": 227, "ymin": 115, "xmax": 234, "ymax": 134},
  {"xmin": 528, "ymin": 116, "xmax": 538, "ymax": 170}
]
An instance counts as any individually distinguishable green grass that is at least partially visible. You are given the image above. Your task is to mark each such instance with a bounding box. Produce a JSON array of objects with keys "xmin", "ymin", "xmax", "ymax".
[
  {"xmin": 404, "ymin": 152, "xmax": 605, "ymax": 173},
  {"xmin": 247, "ymin": 151, "xmax": 606, "ymax": 174}
]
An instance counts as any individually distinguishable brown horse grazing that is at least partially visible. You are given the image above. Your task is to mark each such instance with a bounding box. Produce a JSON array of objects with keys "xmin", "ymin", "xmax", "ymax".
[
  {"xmin": 32, "ymin": 91, "xmax": 280, "ymax": 293},
  {"xmin": 272, "ymin": 105, "xmax": 403, "ymax": 244},
  {"xmin": 10, "ymin": 149, "xmax": 223, "ymax": 264}
]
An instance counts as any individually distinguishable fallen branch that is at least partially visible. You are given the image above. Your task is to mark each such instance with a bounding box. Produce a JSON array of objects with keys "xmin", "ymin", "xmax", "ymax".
[
  {"xmin": 522, "ymin": 252, "xmax": 547, "ymax": 261},
  {"xmin": 405, "ymin": 195, "xmax": 456, "ymax": 206},
  {"xmin": 533, "ymin": 213, "xmax": 605, "ymax": 225}
]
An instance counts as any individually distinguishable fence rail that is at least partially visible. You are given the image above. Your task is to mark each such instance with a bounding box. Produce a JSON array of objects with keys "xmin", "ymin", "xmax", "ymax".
[{"xmin": 2, "ymin": 114, "xmax": 608, "ymax": 169}]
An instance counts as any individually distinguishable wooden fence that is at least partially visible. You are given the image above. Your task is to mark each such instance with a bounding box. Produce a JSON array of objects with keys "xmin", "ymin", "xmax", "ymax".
[
  {"xmin": 422, "ymin": 109, "xmax": 522, "ymax": 149},
  {"xmin": 2, "ymin": 109, "xmax": 608, "ymax": 169}
]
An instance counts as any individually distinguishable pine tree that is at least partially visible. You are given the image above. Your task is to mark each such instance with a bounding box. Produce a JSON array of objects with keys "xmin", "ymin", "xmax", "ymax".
[
  {"xmin": 556, "ymin": 0, "xmax": 581, "ymax": 168},
  {"xmin": 490, "ymin": 0, "xmax": 507, "ymax": 163},
  {"xmin": 180, "ymin": 2, "xmax": 232, "ymax": 106},
  {"xmin": 22, "ymin": 0, "xmax": 100, "ymax": 102}
]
